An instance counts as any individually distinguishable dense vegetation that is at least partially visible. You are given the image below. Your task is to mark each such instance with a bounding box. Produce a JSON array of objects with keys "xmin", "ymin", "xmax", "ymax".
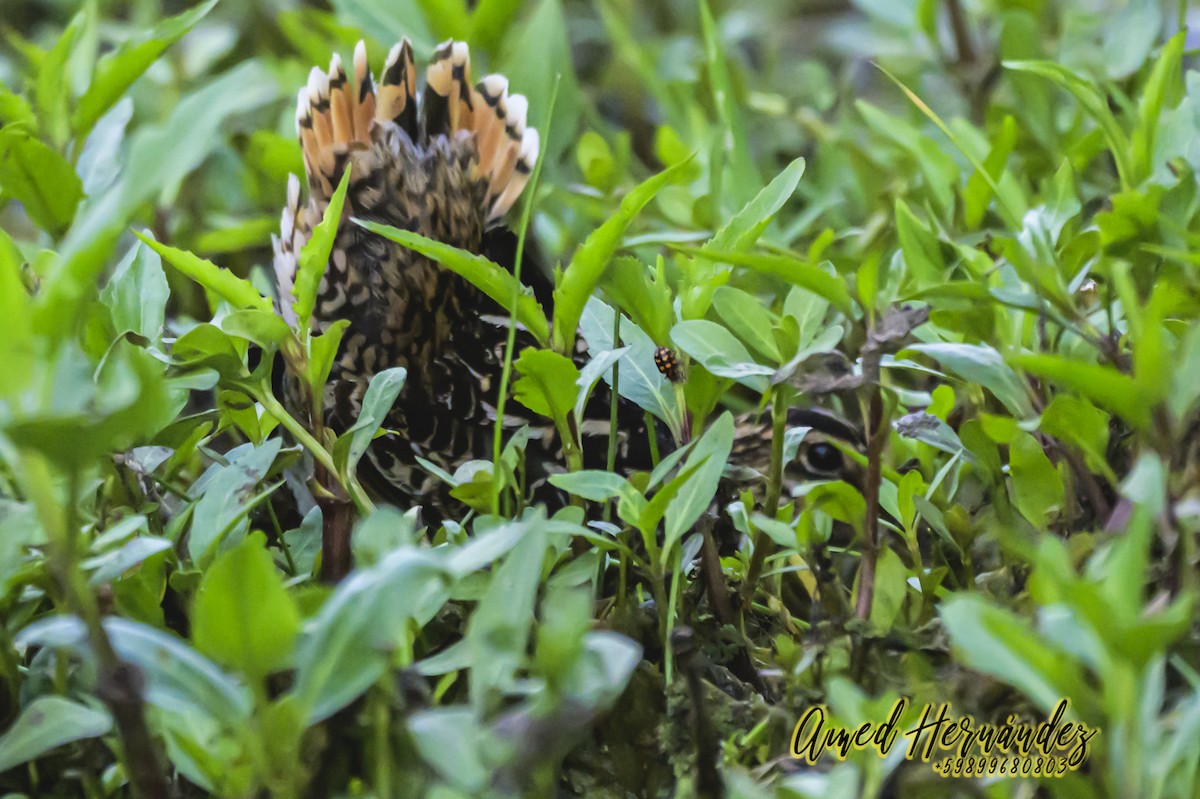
[{"xmin": 1, "ymin": 0, "xmax": 1199, "ymax": 797}]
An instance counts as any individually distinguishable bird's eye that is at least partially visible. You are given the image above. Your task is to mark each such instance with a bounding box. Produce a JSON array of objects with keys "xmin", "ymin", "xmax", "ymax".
[{"xmin": 802, "ymin": 441, "xmax": 844, "ymax": 477}]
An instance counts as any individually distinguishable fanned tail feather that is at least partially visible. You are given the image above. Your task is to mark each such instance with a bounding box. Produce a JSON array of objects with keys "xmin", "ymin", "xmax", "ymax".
[
  {"xmin": 395, "ymin": 36, "xmax": 539, "ymax": 220},
  {"xmin": 288, "ymin": 36, "xmax": 540, "ymax": 258},
  {"xmin": 377, "ymin": 39, "xmax": 418, "ymax": 140}
]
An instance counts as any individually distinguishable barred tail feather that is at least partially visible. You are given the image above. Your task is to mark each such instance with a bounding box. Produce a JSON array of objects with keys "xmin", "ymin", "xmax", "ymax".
[
  {"xmin": 272, "ymin": 173, "xmax": 309, "ymax": 325},
  {"xmin": 424, "ymin": 40, "xmax": 474, "ymax": 137},
  {"xmin": 297, "ymin": 45, "xmax": 373, "ymax": 201},
  {"xmin": 378, "ymin": 39, "xmax": 418, "ymax": 139},
  {"xmin": 352, "ymin": 40, "xmax": 376, "ymax": 141}
]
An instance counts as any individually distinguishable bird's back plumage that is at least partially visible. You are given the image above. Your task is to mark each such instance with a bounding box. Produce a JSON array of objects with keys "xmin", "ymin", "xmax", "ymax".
[{"xmin": 272, "ymin": 38, "xmax": 543, "ymax": 513}]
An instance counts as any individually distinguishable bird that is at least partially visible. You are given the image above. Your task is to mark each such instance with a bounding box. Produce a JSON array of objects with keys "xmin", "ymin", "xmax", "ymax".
[{"xmin": 271, "ymin": 38, "xmax": 546, "ymax": 517}]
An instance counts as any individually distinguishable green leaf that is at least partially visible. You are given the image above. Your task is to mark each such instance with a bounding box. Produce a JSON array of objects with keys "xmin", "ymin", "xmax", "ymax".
[
  {"xmin": 856, "ymin": 100, "xmax": 956, "ymax": 217},
  {"xmin": 45, "ymin": 62, "xmax": 277, "ymax": 336},
  {"xmin": 698, "ymin": 0, "xmax": 761, "ymax": 208},
  {"xmin": 894, "ymin": 198, "xmax": 944, "ymax": 286},
  {"xmin": 134, "ymin": 231, "xmax": 271, "ymax": 313},
  {"xmin": 330, "ymin": 0, "xmax": 435, "ymax": 52},
  {"xmin": 100, "ymin": 239, "xmax": 168, "ymax": 344},
  {"xmin": 84, "ymin": 534, "xmax": 171, "ymax": 586},
  {"xmin": 16, "ymin": 616, "xmax": 253, "ymax": 726},
  {"xmin": 291, "ymin": 546, "xmax": 451, "ymax": 722},
  {"xmin": 513, "ymin": 348, "xmax": 581, "ymax": 452},
  {"xmin": 77, "ymin": 98, "xmax": 131, "ymax": 196},
  {"xmin": 172, "ymin": 323, "xmax": 248, "ymax": 378},
  {"xmin": 333, "ymin": 367, "xmax": 407, "ymax": 475},
  {"xmin": 354, "ymin": 219, "xmax": 550, "ymax": 345},
  {"xmin": 294, "ymin": 168, "xmax": 352, "ymax": 333},
  {"xmin": 0, "ymin": 129, "xmax": 83, "ymax": 237},
  {"xmin": 407, "ymin": 708, "xmax": 489, "ymax": 793},
  {"xmin": 0, "ymin": 697, "xmax": 112, "ymax": 773},
  {"xmin": 579, "ymin": 298, "xmax": 681, "ymax": 434},
  {"xmin": 192, "ymin": 533, "xmax": 301, "ymax": 682},
  {"xmin": 869, "ymin": 547, "xmax": 908, "ymax": 631},
  {"xmin": 307, "ymin": 319, "xmax": 351, "ymax": 394},
  {"xmin": 711, "ymin": 286, "xmax": 781, "ymax": 362},
  {"xmin": 1040, "ymin": 395, "xmax": 1113, "ymax": 482},
  {"xmin": 72, "ymin": 0, "xmax": 218, "ymax": 138},
  {"xmin": 963, "ymin": 115, "xmax": 1020, "ymax": 230},
  {"xmin": 574, "ymin": 347, "xmax": 628, "ymax": 425},
  {"xmin": 1003, "ymin": 59, "xmax": 1134, "ymax": 188},
  {"xmin": 1130, "ymin": 34, "xmax": 1185, "ymax": 182},
  {"xmin": 807, "ymin": 481, "xmax": 866, "ymax": 527},
  {"xmin": 466, "ymin": 522, "xmax": 549, "ymax": 713},
  {"xmin": 707, "ymin": 156, "xmax": 805, "ymax": 252},
  {"xmin": 639, "ymin": 456, "xmax": 708, "ymax": 536},
  {"xmin": 1170, "ymin": 322, "xmax": 1200, "ymax": 421},
  {"xmin": 189, "ymin": 439, "xmax": 282, "ymax": 564},
  {"xmin": 670, "ymin": 319, "xmax": 772, "ymax": 393},
  {"xmin": 1009, "ymin": 352, "xmax": 1151, "ymax": 431},
  {"xmin": 663, "ymin": 412, "xmax": 733, "ymax": 552},
  {"xmin": 0, "ymin": 83, "xmax": 37, "ymax": 131},
  {"xmin": 906, "ymin": 343, "xmax": 1033, "ymax": 417},
  {"xmin": 221, "ymin": 310, "xmax": 293, "ymax": 350},
  {"xmin": 34, "ymin": 7, "xmax": 81, "ymax": 146},
  {"xmin": 679, "ymin": 248, "xmax": 856, "ymax": 318},
  {"xmin": 466, "ymin": 0, "xmax": 524, "ymax": 53},
  {"xmin": 1009, "ymin": 432, "xmax": 1064, "ymax": 523},
  {"xmin": 940, "ymin": 595, "xmax": 1086, "ymax": 714},
  {"xmin": 552, "ymin": 158, "xmax": 692, "ymax": 350},
  {"xmin": 576, "ymin": 130, "xmax": 617, "ymax": 191},
  {"xmin": 599, "ymin": 256, "xmax": 672, "ymax": 344},
  {"xmin": 0, "ymin": 230, "xmax": 32, "ymax": 396},
  {"xmin": 549, "ymin": 470, "xmax": 635, "ymax": 503}
]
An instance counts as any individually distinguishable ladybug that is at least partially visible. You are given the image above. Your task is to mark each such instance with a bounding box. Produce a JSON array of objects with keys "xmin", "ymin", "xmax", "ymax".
[{"xmin": 654, "ymin": 347, "xmax": 684, "ymax": 383}]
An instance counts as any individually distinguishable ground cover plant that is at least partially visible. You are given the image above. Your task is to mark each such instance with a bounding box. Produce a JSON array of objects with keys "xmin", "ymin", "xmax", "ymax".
[{"xmin": 1, "ymin": 0, "xmax": 1200, "ymax": 797}]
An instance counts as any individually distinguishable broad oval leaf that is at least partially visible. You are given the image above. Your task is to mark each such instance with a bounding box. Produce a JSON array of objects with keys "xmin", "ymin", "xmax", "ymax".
[
  {"xmin": 0, "ymin": 696, "xmax": 112, "ymax": 773},
  {"xmin": 671, "ymin": 319, "xmax": 771, "ymax": 393},
  {"xmin": 663, "ymin": 412, "xmax": 733, "ymax": 552},
  {"xmin": 712, "ymin": 286, "xmax": 782, "ymax": 362},
  {"xmin": 0, "ymin": 129, "xmax": 83, "ymax": 238},
  {"xmin": 333, "ymin": 367, "xmax": 407, "ymax": 475},
  {"xmin": 192, "ymin": 533, "xmax": 301, "ymax": 682}
]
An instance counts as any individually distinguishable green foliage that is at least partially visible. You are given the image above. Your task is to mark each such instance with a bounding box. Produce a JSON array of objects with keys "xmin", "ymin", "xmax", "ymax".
[{"xmin": 1, "ymin": 1, "xmax": 1199, "ymax": 798}]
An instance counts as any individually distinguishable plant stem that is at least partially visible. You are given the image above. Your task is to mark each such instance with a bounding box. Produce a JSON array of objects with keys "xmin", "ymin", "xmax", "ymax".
[
  {"xmin": 945, "ymin": 0, "xmax": 975, "ymax": 65},
  {"xmin": 604, "ymin": 311, "xmax": 622, "ymax": 520},
  {"xmin": 492, "ymin": 77, "xmax": 560, "ymax": 514},
  {"xmin": 853, "ymin": 387, "xmax": 887, "ymax": 620},
  {"xmin": 740, "ymin": 394, "xmax": 788, "ymax": 609},
  {"xmin": 24, "ymin": 456, "xmax": 169, "ymax": 799},
  {"xmin": 645, "ymin": 411, "xmax": 662, "ymax": 467},
  {"xmin": 265, "ymin": 498, "xmax": 297, "ymax": 576},
  {"xmin": 256, "ymin": 385, "xmax": 373, "ymax": 515},
  {"xmin": 371, "ymin": 687, "xmax": 393, "ymax": 798}
]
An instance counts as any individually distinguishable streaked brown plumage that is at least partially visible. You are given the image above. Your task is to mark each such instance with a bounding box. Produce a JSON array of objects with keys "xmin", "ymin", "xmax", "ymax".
[{"xmin": 272, "ymin": 38, "xmax": 542, "ymax": 513}]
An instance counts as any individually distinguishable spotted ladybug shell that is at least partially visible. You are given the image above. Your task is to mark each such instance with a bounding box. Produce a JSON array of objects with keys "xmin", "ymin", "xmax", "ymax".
[{"xmin": 654, "ymin": 346, "xmax": 684, "ymax": 382}]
